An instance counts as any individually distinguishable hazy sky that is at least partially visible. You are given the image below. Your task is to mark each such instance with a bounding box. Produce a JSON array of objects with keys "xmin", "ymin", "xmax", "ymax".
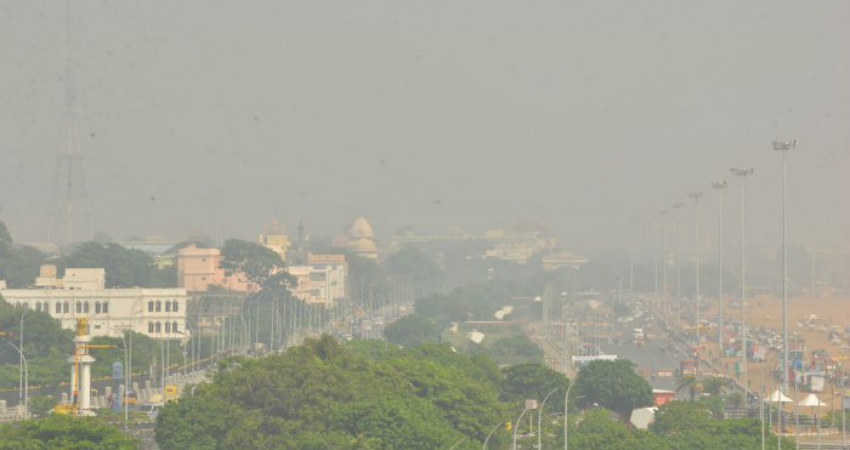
[{"xmin": 1, "ymin": 0, "xmax": 848, "ymax": 254}]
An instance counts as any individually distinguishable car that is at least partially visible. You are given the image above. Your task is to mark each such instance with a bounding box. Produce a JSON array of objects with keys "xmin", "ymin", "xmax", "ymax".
[{"xmin": 135, "ymin": 403, "xmax": 162, "ymax": 421}]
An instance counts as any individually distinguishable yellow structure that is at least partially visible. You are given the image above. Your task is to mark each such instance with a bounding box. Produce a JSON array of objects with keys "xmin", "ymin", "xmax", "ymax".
[{"xmin": 258, "ymin": 219, "xmax": 292, "ymax": 261}]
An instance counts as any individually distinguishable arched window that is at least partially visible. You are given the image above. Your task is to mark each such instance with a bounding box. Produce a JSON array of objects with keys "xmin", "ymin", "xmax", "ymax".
[
  {"xmin": 102, "ymin": 302, "xmax": 109, "ymax": 314},
  {"xmin": 83, "ymin": 302, "xmax": 90, "ymax": 314},
  {"xmin": 55, "ymin": 302, "xmax": 62, "ymax": 314},
  {"xmin": 172, "ymin": 322, "xmax": 179, "ymax": 333},
  {"xmin": 165, "ymin": 322, "xmax": 171, "ymax": 333},
  {"xmin": 155, "ymin": 301, "xmax": 161, "ymax": 312},
  {"xmin": 148, "ymin": 301, "xmax": 154, "ymax": 312},
  {"xmin": 76, "ymin": 302, "xmax": 82, "ymax": 313},
  {"xmin": 172, "ymin": 300, "xmax": 179, "ymax": 312},
  {"xmin": 63, "ymin": 302, "xmax": 69, "ymax": 313},
  {"xmin": 95, "ymin": 302, "xmax": 101, "ymax": 314},
  {"xmin": 148, "ymin": 322, "xmax": 154, "ymax": 333},
  {"xmin": 14, "ymin": 302, "xmax": 21, "ymax": 308},
  {"xmin": 34, "ymin": 302, "xmax": 41, "ymax": 312},
  {"xmin": 165, "ymin": 301, "xmax": 171, "ymax": 313},
  {"xmin": 155, "ymin": 322, "xmax": 161, "ymax": 333}
]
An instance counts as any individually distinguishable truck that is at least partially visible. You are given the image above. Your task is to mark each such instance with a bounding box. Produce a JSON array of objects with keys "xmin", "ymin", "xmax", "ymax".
[
  {"xmin": 634, "ymin": 328, "xmax": 645, "ymax": 346},
  {"xmin": 680, "ymin": 359, "xmax": 697, "ymax": 378}
]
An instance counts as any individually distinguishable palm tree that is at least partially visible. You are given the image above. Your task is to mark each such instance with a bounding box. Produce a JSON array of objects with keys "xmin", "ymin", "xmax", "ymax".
[
  {"xmin": 700, "ymin": 377, "xmax": 726, "ymax": 396},
  {"xmin": 676, "ymin": 376, "xmax": 702, "ymax": 400}
]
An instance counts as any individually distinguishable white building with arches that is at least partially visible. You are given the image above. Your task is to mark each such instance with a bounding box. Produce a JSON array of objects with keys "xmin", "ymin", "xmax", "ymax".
[{"xmin": 0, "ymin": 267, "xmax": 189, "ymax": 340}]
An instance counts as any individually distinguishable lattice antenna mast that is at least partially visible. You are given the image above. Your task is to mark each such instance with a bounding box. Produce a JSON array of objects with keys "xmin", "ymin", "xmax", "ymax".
[{"xmin": 51, "ymin": 0, "xmax": 88, "ymax": 245}]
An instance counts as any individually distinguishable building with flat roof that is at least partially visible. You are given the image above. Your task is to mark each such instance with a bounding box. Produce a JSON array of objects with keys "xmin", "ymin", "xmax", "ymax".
[
  {"xmin": 177, "ymin": 244, "xmax": 256, "ymax": 292},
  {"xmin": 288, "ymin": 254, "xmax": 347, "ymax": 305},
  {"xmin": 1, "ymin": 268, "xmax": 189, "ymax": 340}
]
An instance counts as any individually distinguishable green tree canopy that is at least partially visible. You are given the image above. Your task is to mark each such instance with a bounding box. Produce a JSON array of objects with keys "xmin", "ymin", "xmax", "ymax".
[
  {"xmin": 384, "ymin": 246, "xmax": 443, "ymax": 282},
  {"xmin": 383, "ymin": 314, "xmax": 440, "ymax": 347},
  {"xmin": 61, "ymin": 241, "xmax": 174, "ymax": 288},
  {"xmin": 219, "ymin": 239, "xmax": 291, "ymax": 289},
  {"xmin": 500, "ymin": 363, "xmax": 570, "ymax": 412},
  {"xmin": 155, "ymin": 337, "xmax": 502, "ymax": 450},
  {"xmin": 574, "ymin": 359, "xmax": 653, "ymax": 419},
  {"xmin": 0, "ymin": 220, "xmax": 45, "ymax": 288},
  {"xmin": 0, "ymin": 415, "xmax": 138, "ymax": 450}
]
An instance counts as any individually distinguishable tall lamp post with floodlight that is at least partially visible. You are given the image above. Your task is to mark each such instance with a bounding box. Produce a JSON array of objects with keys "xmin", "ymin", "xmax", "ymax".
[
  {"xmin": 688, "ymin": 191, "xmax": 704, "ymax": 353},
  {"xmin": 673, "ymin": 201, "xmax": 685, "ymax": 328},
  {"xmin": 730, "ymin": 167, "xmax": 754, "ymax": 393},
  {"xmin": 712, "ymin": 180, "xmax": 729, "ymax": 373},
  {"xmin": 773, "ymin": 138, "xmax": 796, "ymax": 448}
]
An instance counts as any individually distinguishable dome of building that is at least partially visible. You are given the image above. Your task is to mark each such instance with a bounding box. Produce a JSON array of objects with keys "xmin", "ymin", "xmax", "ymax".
[
  {"xmin": 348, "ymin": 217, "xmax": 374, "ymax": 240},
  {"xmin": 348, "ymin": 238, "xmax": 377, "ymax": 255}
]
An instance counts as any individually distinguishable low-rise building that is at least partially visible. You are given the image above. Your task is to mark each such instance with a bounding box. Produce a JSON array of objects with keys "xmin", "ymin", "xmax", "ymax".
[
  {"xmin": 288, "ymin": 254, "xmax": 347, "ymax": 305},
  {"xmin": 177, "ymin": 244, "xmax": 256, "ymax": 292},
  {"xmin": 0, "ymin": 267, "xmax": 189, "ymax": 340}
]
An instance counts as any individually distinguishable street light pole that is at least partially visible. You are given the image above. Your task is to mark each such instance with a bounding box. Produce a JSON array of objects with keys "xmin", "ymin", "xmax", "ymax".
[
  {"xmin": 18, "ymin": 309, "xmax": 28, "ymax": 418},
  {"xmin": 713, "ymin": 180, "xmax": 729, "ymax": 374},
  {"xmin": 564, "ymin": 378, "xmax": 576, "ymax": 450},
  {"xmin": 513, "ymin": 407, "xmax": 530, "ymax": 450},
  {"xmin": 731, "ymin": 167, "xmax": 754, "ymax": 393},
  {"xmin": 538, "ymin": 387, "xmax": 561, "ymax": 450},
  {"xmin": 689, "ymin": 191, "xmax": 704, "ymax": 353},
  {"xmin": 8, "ymin": 342, "xmax": 28, "ymax": 419},
  {"xmin": 773, "ymin": 139, "xmax": 796, "ymax": 449},
  {"xmin": 673, "ymin": 202, "xmax": 685, "ymax": 328}
]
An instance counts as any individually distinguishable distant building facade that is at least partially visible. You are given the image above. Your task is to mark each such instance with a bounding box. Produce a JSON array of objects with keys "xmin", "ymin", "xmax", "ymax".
[
  {"xmin": 176, "ymin": 244, "xmax": 256, "ymax": 292},
  {"xmin": 288, "ymin": 254, "xmax": 347, "ymax": 305},
  {"xmin": 1, "ymin": 267, "xmax": 189, "ymax": 340}
]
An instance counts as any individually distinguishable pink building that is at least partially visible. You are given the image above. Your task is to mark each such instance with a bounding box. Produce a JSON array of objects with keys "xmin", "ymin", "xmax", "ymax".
[{"xmin": 177, "ymin": 245, "xmax": 256, "ymax": 292}]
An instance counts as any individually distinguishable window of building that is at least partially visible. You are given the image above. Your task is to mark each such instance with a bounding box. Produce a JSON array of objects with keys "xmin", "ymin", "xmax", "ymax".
[
  {"xmin": 172, "ymin": 300, "xmax": 179, "ymax": 312},
  {"xmin": 95, "ymin": 302, "xmax": 101, "ymax": 314},
  {"xmin": 83, "ymin": 302, "xmax": 90, "ymax": 314},
  {"xmin": 165, "ymin": 301, "xmax": 171, "ymax": 312},
  {"xmin": 172, "ymin": 322, "xmax": 179, "ymax": 333},
  {"xmin": 103, "ymin": 302, "xmax": 109, "ymax": 313},
  {"xmin": 309, "ymin": 273, "xmax": 325, "ymax": 282},
  {"xmin": 148, "ymin": 301, "xmax": 154, "ymax": 312},
  {"xmin": 56, "ymin": 302, "xmax": 62, "ymax": 314},
  {"xmin": 76, "ymin": 302, "xmax": 82, "ymax": 313},
  {"xmin": 165, "ymin": 322, "xmax": 171, "ymax": 333},
  {"xmin": 156, "ymin": 301, "xmax": 161, "ymax": 312},
  {"xmin": 155, "ymin": 322, "xmax": 161, "ymax": 333},
  {"xmin": 34, "ymin": 302, "xmax": 41, "ymax": 312},
  {"xmin": 148, "ymin": 322, "xmax": 154, "ymax": 333},
  {"xmin": 63, "ymin": 302, "xmax": 69, "ymax": 313}
]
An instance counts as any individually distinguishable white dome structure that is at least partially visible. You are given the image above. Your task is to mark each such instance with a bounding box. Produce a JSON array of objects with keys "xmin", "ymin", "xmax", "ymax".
[
  {"xmin": 349, "ymin": 217, "xmax": 375, "ymax": 240},
  {"xmin": 346, "ymin": 217, "xmax": 378, "ymax": 259}
]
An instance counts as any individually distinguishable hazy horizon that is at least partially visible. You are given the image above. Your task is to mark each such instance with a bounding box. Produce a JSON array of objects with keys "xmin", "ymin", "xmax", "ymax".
[{"xmin": 2, "ymin": 0, "xmax": 848, "ymax": 255}]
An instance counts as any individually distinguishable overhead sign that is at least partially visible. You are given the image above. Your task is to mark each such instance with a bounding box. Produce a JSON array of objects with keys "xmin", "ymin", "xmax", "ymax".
[{"xmin": 525, "ymin": 399, "xmax": 538, "ymax": 410}]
